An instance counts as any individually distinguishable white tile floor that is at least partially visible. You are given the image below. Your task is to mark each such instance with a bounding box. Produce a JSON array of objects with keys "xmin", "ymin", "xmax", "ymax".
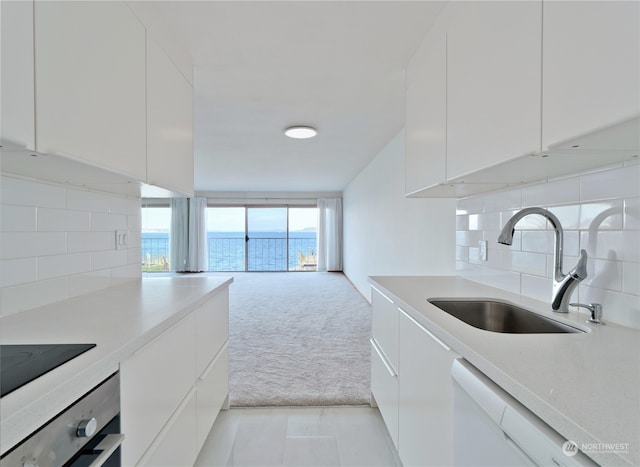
[{"xmin": 194, "ymin": 407, "xmax": 401, "ymax": 467}]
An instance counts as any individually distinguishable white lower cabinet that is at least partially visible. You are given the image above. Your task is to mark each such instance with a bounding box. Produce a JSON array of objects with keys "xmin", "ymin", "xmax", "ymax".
[
  {"xmin": 121, "ymin": 314, "xmax": 196, "ymax": 466},
  {"xmin": 370, "ymin": 339, "xmax": 399, "ymax": 449},
  {"xmin": 140, "ymin": 387, "xmax": 198, "ymax": 467},
  {"xmin": 370, "ymin": 286, "xmax": 459, "ymax": 467},
  {"xmin": 398, "ymin": 308, "xmax": 459, "ymax": 467},
  {"xmin": 196, "ymin": 344, "xmax": 229, "ymax": 451},
  {"xmin": 121, "ymin": 287, "xmax": 230, "ymax": 466}
]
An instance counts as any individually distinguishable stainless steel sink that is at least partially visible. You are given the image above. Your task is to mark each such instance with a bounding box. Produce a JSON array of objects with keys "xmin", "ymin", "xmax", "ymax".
[{"xmin": 428, "ymin": 299, "xmax": 584, "ymax": 334}]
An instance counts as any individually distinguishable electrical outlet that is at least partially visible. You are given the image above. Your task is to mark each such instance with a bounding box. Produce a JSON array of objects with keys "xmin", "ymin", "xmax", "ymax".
[
  {"xmin": 479, "ymin": 240, "xmax": 488, "ymax": 261},
  {"xmin": 115, "ymin": 230, "xmax": 128, "ymax": 250}
]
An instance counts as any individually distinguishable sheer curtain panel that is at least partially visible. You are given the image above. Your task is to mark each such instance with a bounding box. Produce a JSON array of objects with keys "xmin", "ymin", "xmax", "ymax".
[
  {"xmin": 170, "ymin": 197, "xmax": 208, "ymax": 272},
  {"xmin": 317, "ymin": 198, "xmax": 343, "ymax": 271},
  {"xmin": 170, "ymin": 198, "xmax": 189, "ymax": 272},
  {"xmin": 187, "ymin": 197, "xmax": 209, "ymax": 272}
]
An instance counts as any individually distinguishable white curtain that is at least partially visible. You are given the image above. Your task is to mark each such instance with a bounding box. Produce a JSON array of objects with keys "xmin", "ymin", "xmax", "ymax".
[
  {"xmin": 187, "ymin": 197, "xmax": 209, "ymax": 272},
  {"xmin": 317, "ymin": 198, "xmax": 343, "ymax": 272},
  {"xmin": 170, "ymin": 198, "xmax": 189, "ymax": 272},
  {"xmin": 170, "ymin": 197, "xmax": 208, "ymax": 272}
]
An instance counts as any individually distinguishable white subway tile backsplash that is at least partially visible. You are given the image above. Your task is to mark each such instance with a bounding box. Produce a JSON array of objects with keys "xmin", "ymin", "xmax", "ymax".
[
  {"xmin": 584, "ymin": 258, "xmax": 623, "ymax": 292},
  {"xmin": 521, "ymin": 274, "xmax": 552, "ymax": 303},
  {"xmin": 38, "ymin": 253, "xmax": 91, "ymax": 280},
  {"xmin": 0, "ymin": 232, "xmax": 67, "ymax": 259},
  {"xmin": 91, "ymin": 250, "xmax": 128, "ymax": 271},
  {"xmin": 580, "ymin": 164, "xmax": 640, "ymax": 202},
  {"xmin": 1, "ymin": 178, "xmax": 141, "ymax": 315},
  {"xmin": 0, "ymin": 277, "xmax": 68, "ymax": 317},
  {"xmin": 0, "ymin": 176, "xmax": 66, "ymax": 208},
  {"xmin": 67, "ymin": 231, "xmax": 115, "ymax": 253},
  {"xmin": 127, "ymin": 214, "xmax": 142, "ymax": 231},
  {"xmin": 624, "ymin": 198, "xmax": 639, "ymax": 230},
  {"xmin": 521, "ymin": 231, "xmax": 553, "ymax": 254},
  {"xmin": 38, "ymin": 208, "xmax": 90, "ymax": 232},
  {"xmin": 457, "ymin": 163, "xmax": 638, "ymax": 328},
  {"xmin": 578, "ymin": 201, "xmax": 624, "ymax": 230},
  {"xmin": 521, "ymin": 176, "xmax": 580, "ymax": 207},
  {"xmin": 91, "ymin": 212, "xmax": 128, "ymax": 231},
  {"xmin": 1, "ymin": 205, "xmax": 37, "ymax": 231},
  {"xmin": 0, "ymin": 258, "xmax": 37, "ymax": 287},
  {"xmin": 505, "ymin": 251, "xmax": 547, "ymax": 277},
  {"xmin": 581, "ymin": 231, "xmax": 639, "ymax": 262},
  {"xmin": 622, "ymin": 262, "xmax": 640, "ymax": 295},
  {"xmin": 579, "ymin": 285, "xmax": 640, "ymax": 329},
  {"xmin": 483, "ymin": 188, "xmax": 521, "ymax": 212},
  {"xmin": 548, "ymin": 205, "xmax": 580, "ymax": 230}
]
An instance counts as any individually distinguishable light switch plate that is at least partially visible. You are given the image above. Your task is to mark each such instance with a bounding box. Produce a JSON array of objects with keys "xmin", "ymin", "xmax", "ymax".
[
  {"xmin": 479, "ymin": 240, "xmax": 488, "ymax": 261},
  {"xmin": 115, "ymin": 230, "xmax": 128, "ymax": 250}
]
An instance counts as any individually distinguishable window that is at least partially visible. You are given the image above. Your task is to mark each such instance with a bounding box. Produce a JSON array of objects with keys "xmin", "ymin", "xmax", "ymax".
[
  {"xmin": 206, "ymin": 206, "xmax": 318, "ymax": 272},
  {"xmin": 141, "ymin": 205, "xmax": 171, "ymax": 272}
]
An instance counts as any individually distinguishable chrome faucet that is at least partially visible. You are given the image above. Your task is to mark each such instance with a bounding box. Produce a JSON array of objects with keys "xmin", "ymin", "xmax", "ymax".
[{"xmin": 497, "ymin": 207, "xmax": 588, "ymax": 313}]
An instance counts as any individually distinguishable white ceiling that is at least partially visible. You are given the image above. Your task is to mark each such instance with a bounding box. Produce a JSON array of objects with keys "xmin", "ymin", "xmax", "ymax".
[{"xmin": 147, "ymin": 1, "xmax": 447, "ymax": 193}]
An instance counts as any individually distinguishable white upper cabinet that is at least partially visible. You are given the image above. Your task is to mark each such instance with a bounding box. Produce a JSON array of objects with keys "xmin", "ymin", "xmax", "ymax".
[
  {"xmin": 542, "ymin": 1, "xmax": 640, "ymax": 149},
  {"xmin": 34, "ymin": 1, "xmax": 147, "ymax": 180},
  {"xmin": 446, "ymin": 0, "xmax": 542, "ymax": 180},
  {"xmin": 1, "ymin": 0, "xmax": 35, "ymax": 151},
  {"xmin": 146, "ymin": 34, "xmax": 194, "ymax": 196},
  {"xmin": 405, "ymin": 27, "xmax": 447, "ymax": 194}
]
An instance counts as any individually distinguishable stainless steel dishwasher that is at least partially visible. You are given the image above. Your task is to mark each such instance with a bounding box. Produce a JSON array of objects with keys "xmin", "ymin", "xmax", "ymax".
[{"xmin": 451, "ymin": 359, "xmax": 596, "ymax": 467}]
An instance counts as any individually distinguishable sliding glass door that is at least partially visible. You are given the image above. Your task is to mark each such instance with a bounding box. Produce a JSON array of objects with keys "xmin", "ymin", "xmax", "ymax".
[
  {"xmin": 246, "ymin": 207, "xmax": 287, "ymax": 271},
  {"xmin": 206, "ymin": 206, "xmax": 317, "ymax": 272}
]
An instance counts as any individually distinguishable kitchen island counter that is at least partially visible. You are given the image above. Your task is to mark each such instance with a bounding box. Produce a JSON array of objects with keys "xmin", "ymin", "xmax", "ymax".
[
  {"xmin": 370, "ymin": 275, "xmax": 640, "ymax": 467},
  {"xmin": 0, "ymin": 275, "xmax": 232, "ymax": 456}
]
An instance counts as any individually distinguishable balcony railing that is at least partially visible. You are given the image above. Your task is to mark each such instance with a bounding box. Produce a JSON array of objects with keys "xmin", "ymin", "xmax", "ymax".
[{"xmin": 142, "ymin": 234, "xmax": 317, "ymax": 272}]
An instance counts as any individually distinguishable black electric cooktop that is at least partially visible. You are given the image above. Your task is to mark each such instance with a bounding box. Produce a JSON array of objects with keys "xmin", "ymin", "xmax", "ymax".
[{"xmin": 0, "ymin": 344, "xmax": 96, "ymax": 398}]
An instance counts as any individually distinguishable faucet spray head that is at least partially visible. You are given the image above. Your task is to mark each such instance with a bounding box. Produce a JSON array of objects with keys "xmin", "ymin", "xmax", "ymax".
[{"xmin": 497, "ymin": 229, "xmax": 514, "ymax": 245}]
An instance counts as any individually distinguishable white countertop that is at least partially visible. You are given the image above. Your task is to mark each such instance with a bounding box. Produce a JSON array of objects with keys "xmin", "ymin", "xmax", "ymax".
[
  {"xmin": 369, "ymin": 276, "xmax": 640, "ymax": 467},
  {"xmin": 0, "ymin": 275, "xmax": 233, "ymax": 455}
]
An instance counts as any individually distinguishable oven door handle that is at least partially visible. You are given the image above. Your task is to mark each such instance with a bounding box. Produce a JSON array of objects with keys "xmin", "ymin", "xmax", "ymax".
[{"xmin": 86, "ymin": 433, "xmax": 125, "ymax": 467}]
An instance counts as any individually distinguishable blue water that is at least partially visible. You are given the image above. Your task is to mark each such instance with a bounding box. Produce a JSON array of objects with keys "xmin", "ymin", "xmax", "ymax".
[{"xmin": 141, "ymin": 232, "xmax": 317, "ymax": 271}]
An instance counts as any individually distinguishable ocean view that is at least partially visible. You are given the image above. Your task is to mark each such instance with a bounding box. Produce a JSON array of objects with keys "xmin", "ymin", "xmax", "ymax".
[{"xmin": 142, "ymin": 231, "xmax": 317, "ymax": 272}]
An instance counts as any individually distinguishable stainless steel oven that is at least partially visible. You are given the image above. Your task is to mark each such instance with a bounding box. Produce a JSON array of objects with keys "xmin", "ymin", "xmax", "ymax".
[{"xmin": 0, "ymin": 372, "xmax": 123, "ymax": 467}]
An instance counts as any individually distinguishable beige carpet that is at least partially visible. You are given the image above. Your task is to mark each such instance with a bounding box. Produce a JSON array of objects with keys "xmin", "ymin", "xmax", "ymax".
[{"xmin": 226, "ymin": 272, "xmax": 371, "ymax": 407}]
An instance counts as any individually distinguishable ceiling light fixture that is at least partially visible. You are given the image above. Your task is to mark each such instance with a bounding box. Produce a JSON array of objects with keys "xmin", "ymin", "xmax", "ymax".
[{"xmin": 284, "ymin": 126, "xmax": 317, "ymax": 139}]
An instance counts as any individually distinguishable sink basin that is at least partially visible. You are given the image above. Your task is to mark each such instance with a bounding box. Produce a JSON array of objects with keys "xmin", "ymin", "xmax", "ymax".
[{"xmin": 428, "ymin": 299, "xmax": 584, "ymax": 334}]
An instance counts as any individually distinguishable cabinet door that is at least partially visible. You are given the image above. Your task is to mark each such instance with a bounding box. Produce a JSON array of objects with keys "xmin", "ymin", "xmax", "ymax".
[
  {"xmin": 542, "ymin": 1, "xmax": 640, "ymax": 148},
  {"xmin": 405, "ymin": 29, "xmax": 447, "ymax": 194},
  {"xmin": 195, "ymin": 289, "xmax": 229, "ymax": 376},
  {"xmin": 146, "ymin": 34, "xmax": 194, "ymax": 196},
  {"xmin": 371, "ymin": 339, "xmax": 399, "ymax": 449},
  {"xmin": 196, "ymin": 345, "xmax": 229, "ymax": 451},
  {"xmin": 398, "ymin": 309, "xmax": 459, "ymax": 467},
  {"xmin": 371, "ymin": 286, "xmax": 398, "ymax": 371},
  {"xmin": 34, "ymin": 1, "xmax": 146, "ymax": 180},
  {"xmin": 446, "ymin": 0, "xmax": 542, "ymax": 179},
  {"xmin": 1, "ymin": 0, "xmax": 35, "ymax": 150},
  {"xmin": 120, "ymin": 314, "xmax": 196, "ymax": 466},
  {"xmin": 139, "ymin": 387, "xmax": 198, "ymax": 467}
]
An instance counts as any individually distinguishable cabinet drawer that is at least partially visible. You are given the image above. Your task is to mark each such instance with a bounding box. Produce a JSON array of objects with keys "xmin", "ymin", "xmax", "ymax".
[
  {"xmin": 138, "ymin": 386, "xmax": 198, "ymax": 467},
  {"xmin": 196, "ymin": 344, "xmax": 229, "ymax": 451},
  {"xmin": 196, "ymin": 289, "xmax": 229, "ymax": 376},
  {"xmin": 371, "ymin": 287, "xmax": 399, "ymax": 372},
  {"xmin": 371, "ymin": 339, "xmax": 398, "ymax": 449},
  {"xmin": 121, "ymin": 314, "xmax": 196, "ymax": 466}
]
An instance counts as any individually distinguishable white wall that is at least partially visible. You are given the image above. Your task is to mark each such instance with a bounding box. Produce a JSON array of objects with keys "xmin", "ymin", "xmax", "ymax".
[
  {"xmin": 343, "ymin": 130, "xmax": 456, "ymax": 299},
  {"xmin": 456, "ymin": 161, "xmax": 640, "ymax": 329},
  {"xmin": 0, "ymin": 175, "xmax": 142, "ymax": 317}
]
